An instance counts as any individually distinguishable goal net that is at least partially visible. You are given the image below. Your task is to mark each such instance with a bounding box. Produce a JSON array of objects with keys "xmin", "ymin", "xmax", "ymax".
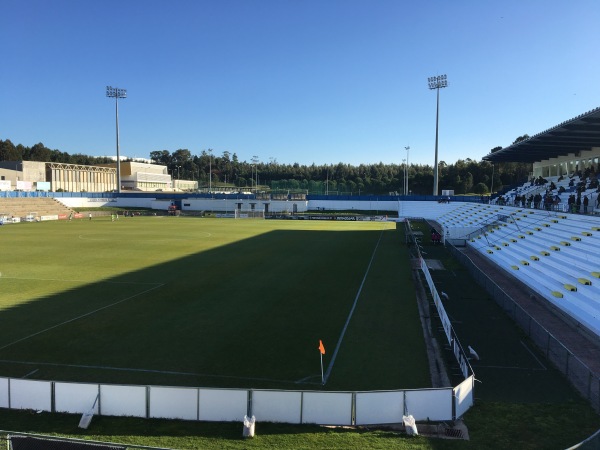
[
  {"xmin": 25, "ymin": 212, "xmax": 38, "ymax": 222},
  {"xmin": 234, "ymin": 209, "xmax": 265, "ymax": 219}
]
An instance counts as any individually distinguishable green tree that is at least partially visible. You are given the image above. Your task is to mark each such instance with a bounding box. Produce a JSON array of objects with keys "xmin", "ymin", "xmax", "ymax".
[
  {"xmin": 0, "ymin": 139, "xmax": 20, "ymax": 161},
  {"xmin": 150, "ymin": 150, "xmax": 171, "ymax": 166},
  {"xmin": 473, "ymin": 182, "xmax": 489, "ymax": 194},
  {"xmin": 29, "ymin": 143, "xmax": 51, "ymax": 162}
]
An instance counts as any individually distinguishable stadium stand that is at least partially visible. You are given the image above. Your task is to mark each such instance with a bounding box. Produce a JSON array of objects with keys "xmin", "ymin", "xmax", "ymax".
[
  {"xmin": 399, "ymin": 199, "xmax": 600, "ymax": 339},
  {"xmin": 0, "ymin": 198, "xmax": 75, "ymax": 221}
]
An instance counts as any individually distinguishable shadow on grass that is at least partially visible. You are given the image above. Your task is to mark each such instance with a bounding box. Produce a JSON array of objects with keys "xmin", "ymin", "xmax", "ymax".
[{"xmin": 0, "ymin": 220, "xmax": 424, "ymax": 391}]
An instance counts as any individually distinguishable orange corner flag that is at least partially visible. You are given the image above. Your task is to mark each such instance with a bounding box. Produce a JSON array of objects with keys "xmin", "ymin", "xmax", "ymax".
[{"xmin": 318, "ymin": 340, "xmax": 325, "ymax": 355}]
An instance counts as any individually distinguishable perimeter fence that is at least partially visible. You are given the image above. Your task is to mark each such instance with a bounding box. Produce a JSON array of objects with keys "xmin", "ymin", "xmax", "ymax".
[{"xmin": 0, "ymin": 377, "xmax": 471, "ymax": 426}]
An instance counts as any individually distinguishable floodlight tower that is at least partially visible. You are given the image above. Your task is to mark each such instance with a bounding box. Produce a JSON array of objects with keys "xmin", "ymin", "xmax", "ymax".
[
  {"xmin": 208, "ymin": 149, "xmax": 213, "ymax": 193},
  {"xmin": 402, "ymin": 159, "xmax": 406, "ymax": 195},
  {"xmin": 106, "ymin": 86, "xmax": 127, "ymax": 193},
  {"xmin": 405, "ymin": 146, "xmax": 410, "ymax": 195},
  {"xmin": 428, "ymin": 75, "xmax": 447, "ymax": 196},
  {"xmin": 251, "ymin": 155, "xmax": 259, "ymax": 191}
]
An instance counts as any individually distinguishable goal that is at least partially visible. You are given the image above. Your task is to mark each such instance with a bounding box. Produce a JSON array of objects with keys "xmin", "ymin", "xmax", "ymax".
[{"xmin": 234, "ymin": 209, "xmax": 265, "ymax": 219}]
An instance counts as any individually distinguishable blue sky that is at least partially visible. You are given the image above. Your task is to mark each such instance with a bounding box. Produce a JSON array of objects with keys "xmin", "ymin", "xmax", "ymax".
[{"xmin": 2, "ymin": 0, "xmax": 599, "ymax": 166}]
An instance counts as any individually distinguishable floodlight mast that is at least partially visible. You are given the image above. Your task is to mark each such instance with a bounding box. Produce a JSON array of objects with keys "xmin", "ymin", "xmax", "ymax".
[
  {"xmin": 106, "ymin": 86, "xmax": 127, "ymax": 193},
  {"xmin": 428, "ymin": 75, "xmax": 447, "ymax": 196},
  {"xmin": 405, "ymin": 146, "xmax": 410, "ymax": 195}
]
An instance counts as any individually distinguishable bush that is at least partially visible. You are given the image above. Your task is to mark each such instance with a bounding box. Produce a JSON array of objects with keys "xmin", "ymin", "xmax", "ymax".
[{"xmin": 473, "ymin": 182, "xmax": 489, "ymax": 194}]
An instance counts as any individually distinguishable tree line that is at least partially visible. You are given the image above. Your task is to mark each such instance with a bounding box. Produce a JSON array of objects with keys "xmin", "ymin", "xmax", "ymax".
[{"xmin": 1, "ymin": 138, "xmax": 533, "ymax": 195}]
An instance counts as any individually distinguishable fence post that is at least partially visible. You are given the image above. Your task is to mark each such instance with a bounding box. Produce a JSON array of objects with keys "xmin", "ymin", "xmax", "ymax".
[
  {"xmin": 51, "ymin": 382, "xmax": 55, "ymax": 413},
  {"xmin": 145, "ymin": 386, "xmax": 150, "ymax": 419},
  {"xmin": 351, "ymin": 392, "xmax": 356, "ymax": 426},
  {"xmin": 247, "ymin": 390, "xmax": 253, "ymax": 417}
]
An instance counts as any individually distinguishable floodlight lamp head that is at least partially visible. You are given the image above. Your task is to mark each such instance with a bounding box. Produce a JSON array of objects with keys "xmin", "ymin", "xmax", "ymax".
[
  {"xmin": 427, "ymin": 74, "xmax": 448, "ymax": 90},
  {"xmin": 106, "ymin": 86, "xmax": 127, "ymax": 98}
]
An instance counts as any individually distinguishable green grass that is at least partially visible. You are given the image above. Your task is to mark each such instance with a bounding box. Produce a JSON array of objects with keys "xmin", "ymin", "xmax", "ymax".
[
  {"xmin": 0, "ymin": 217, "xmax": 427, "ymax": 390},
  {"xmin": 0, "ymin": 401, "xmax": 598, "ymax": 449},
  {"xmin": 0, "ymin": 217, "xmax": 598, "ymax": 449}
]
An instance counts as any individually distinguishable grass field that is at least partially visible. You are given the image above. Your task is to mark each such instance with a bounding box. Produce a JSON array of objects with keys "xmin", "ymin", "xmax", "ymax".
[
  {"xmin": 0, "ymin": 216, "xmax": 428, "ymax": 391},
  {"xmin": 1, "ymin": 216, "xmax": 599, "ymax": 449}
]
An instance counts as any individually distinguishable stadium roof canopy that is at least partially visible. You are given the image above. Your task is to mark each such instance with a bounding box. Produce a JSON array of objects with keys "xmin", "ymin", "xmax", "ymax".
[{"xmin": 482, "ymin": 106, "xmax": 600, "ymax": 163}]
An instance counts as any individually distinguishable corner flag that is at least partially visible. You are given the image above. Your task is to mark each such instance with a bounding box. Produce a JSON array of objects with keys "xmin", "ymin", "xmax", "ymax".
[{"xmin": 318, "ymin": 340, "xmax": 326, "ymax": 385}]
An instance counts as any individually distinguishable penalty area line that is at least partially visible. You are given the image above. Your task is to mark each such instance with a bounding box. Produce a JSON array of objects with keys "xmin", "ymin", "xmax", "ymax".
[
  {"xmin": 0, "ymin": 283, "xmax": 165, "ymax": 352},
  {"xmin": 323, "ymin": 226, "xmax": 385, "ymax": 384}
]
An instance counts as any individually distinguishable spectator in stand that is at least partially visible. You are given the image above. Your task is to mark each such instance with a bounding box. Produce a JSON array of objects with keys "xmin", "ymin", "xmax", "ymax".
[
  {"xmin": 572, "ymin": 195, "xmax": 578, "ymax": 213},
  {"xmin": 534, "ymin": 193, "xmax": 542, "ymax": 209},
  {"xmin": 576, "ymin": 195, "xmax": 582, "ymax": 213},
  {"xmin": 568, "ymin": 194, "xmax": 575, "ymax": 212},
  {"xmin": 583, "ymin": 195, "xmax": 589, "ymax": 214},
  {"xmin": 545, "ymin": 194, "xmax": 553, "ymax": 211},
  {"xmin": 553, "ymin": 195, "xmax": 561, "ymax": 210}
]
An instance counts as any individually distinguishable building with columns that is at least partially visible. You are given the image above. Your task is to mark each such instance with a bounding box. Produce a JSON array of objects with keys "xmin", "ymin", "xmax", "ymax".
[
  {"xmin": 47, "ymin": 162, "xmax": 116, "ymax": 192},
  {"xmin": 0, "ymin": 160, "xmax": 176, "ymax": 192}
]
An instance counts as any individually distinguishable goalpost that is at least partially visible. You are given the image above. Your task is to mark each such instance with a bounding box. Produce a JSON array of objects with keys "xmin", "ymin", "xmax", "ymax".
[
  {"xmin": 234, "ymin": 209, "xmax": 265, "ymax": 219},
  {"xmin": 25, "ymin": 212, "xmax": 38, "ymax": 222}
]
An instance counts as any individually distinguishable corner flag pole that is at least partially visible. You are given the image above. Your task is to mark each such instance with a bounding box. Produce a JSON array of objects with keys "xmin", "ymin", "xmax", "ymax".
[{"xmin": 318, "ymin": 340, "xmax": 325, "ymax": 385}]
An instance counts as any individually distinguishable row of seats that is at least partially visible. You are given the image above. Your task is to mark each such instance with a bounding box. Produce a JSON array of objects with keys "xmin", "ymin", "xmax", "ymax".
[
  {"xmin": 0, "ymin": 198, "xmax": 74, "ymax": 219},
  {"xmin": 397, "ymin": 200, "xmax": 600, "ymax": 338},
  {"xmin": 465, "ymin": 206, "xmax": 600, "ymax": 337}
]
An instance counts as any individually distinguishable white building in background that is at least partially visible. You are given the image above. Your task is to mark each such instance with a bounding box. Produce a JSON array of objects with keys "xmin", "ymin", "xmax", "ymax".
[
  {"xmin": 173, "ymin": 179, "xmax": 198, "ymax": 191},
  {"xmin": 0, "ymin": 161, "xmax": 51, "ymax": 191},
  {"xmin": 97, "ymin": 161, "xmax": 173, "ymax": 191},
  {"xmin": 48, "ymin": 162, "xmax": 116, "ymax": 192},
  {"xmin": 0, "ymin": 160, "xmax": 177, "ymax": 192}
]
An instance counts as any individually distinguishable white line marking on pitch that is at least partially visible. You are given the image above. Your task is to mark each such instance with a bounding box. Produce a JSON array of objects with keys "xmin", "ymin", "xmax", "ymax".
[
  {"xmin": 0, "ymin": 276, "xmax": 161, "ymax": 285},
  {"xmin": 0, "ymin": 283, "xmax": 165, "ymax": 352},
  {"xmin": 520, "ymin": 340, "xmax": 547, "ymax": 370},
  {"xmin": 22, "ymin": 369, "xmax": 38, "ymax": 379},
  {"xmin": 323, "ymin": 226, "xmax": 386, "ymax": 384},
  {"xmin": 0, "ymin": 359, "xmax": 297, "ymax": 385}
]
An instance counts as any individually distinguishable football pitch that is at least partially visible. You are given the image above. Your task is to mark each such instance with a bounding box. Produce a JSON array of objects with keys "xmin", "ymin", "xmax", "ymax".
[{"xmin": 0, "ymin": 217, "xmax": 429, "ymax": 391}]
